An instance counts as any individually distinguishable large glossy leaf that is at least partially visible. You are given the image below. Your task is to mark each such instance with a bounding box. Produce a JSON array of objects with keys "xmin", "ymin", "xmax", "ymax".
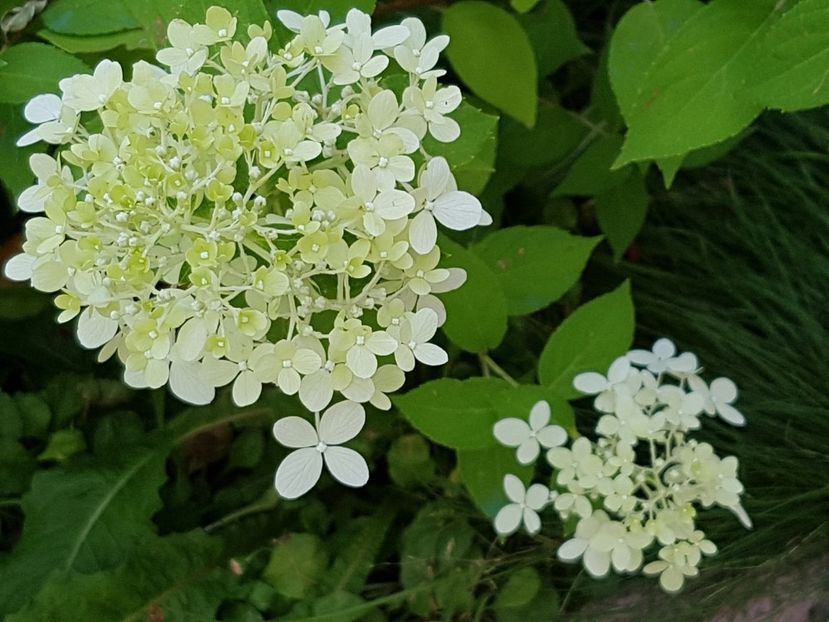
[
  {"xmin": 438, "ymin": 236, "xmax": 508, "ymax": 353},
  {"xmin": 0, "ymin": 43, "xmax": 90, "ymax": 104},
  {"xmin": 473, "ymin": 226, "xmax": 600, "ymax": 316},
  {"xmin": 538, "ymin": 281, "xmax": 635, "ymax": 399},
  {"xmin": 394, "ymin": 377, "xmax": 510, "ymax": 450},
  {"xmin": 609, "ymin": 0, "xmax": 781, "ymax": 166},
  {"xmin": 443, "ymin": 1, "xmax": 537, "ymax": 127},
  {"xmin": 42, "ymin": 0, "xmax": 140, "ymax": 35}
]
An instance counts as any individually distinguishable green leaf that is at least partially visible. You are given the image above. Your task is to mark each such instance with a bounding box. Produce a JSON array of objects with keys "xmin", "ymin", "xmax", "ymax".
[
  {"xmin": 517, "ymin": 0, "xmax": 590, "ymax": 77},
  {"xmin": 38, "ymin": 28, "xmax": 152, "ymax": 53},
  {"xmin": 387, "ymin": 434, "xmax": 435, "ymax": 488},
  {"xmin": 553, "ymin": 134, "xmax": 627, "ymax": 197},
  {"xmin": 0, "ymin": 102, "xmax": 45, "ymax": 199},
  {"xmin": 0, "ymin": 393, "xmax": 23, "ymax": 439},
  {"xmin": 473, "ymin": 226, "xmax": 601, "ymax": 316},
  {"xmin": 443, "ymin": 1, "xmax": 538, "ymax": 127},
  {"xmin": 423, "ymin": 101, "xmax": 498, "ymax": 194},
  {"xmin": 594, "ymin": 170, "xmax": 649, "ymax": 261},
  {"xmin": 610, "ymin": 0, "xmax": 780, "ymax": 165},
  {"xmin": 499, "ymin": 100, "xmax": 587, "ymax": 169},
  {"xmin": 0, "ymin": 43, "xmax": 90, "ymax": 104},
  {"xmin": 0, "ymin": 440, "xmax": 36, "ymax": 496},
  {"xmin": 438, "ymin": 236, "xmax": 508, "ymax": 353},
  {"xmin": 37, "ymin": 429, "xmax": 87, "ymax": 462},
  {"xmin": 0, "ymin": 286, "xmax": 50, "ymax": 319},
  {"xmin": 42, "ymin": 0, "xmax": 140, "ymax": 35},
  {"xmin": 510, "ymin": 0, "xmax": 540, "ymax": 14},
  {"xmin": 538, "ymin": 281, "xmax": 635, "ymax": 399},
  {"xmin": 494, "ymin": 567, "xmax": 541, "ymax": 610},
  {"xmin": 394, "ymin": 377, "xmax": 510, "ymax": 450},
  {"xmin": 749, "ymin": 0, "xmax": 829, "ymax": 112},
  {"xmin": 322, "ymin": 505, "xmax": 396, "ymax": 594},
  {"xmin": 458, "ymin": 445, "xmax": 532, "ymax": 518},
  {"xmin": 263, "ymin": 533, "xmax": 329, "ymax": 600},
  {"xmin": 0, "ymin": 440, "xmax": 169, "ymax": 615},
  {"xmin": 7, "ymin": 532, "xmax": 233, "ymax": 622}
]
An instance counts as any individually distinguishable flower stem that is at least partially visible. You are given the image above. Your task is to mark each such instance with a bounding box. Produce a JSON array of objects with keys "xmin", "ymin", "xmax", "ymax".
[{"xmin": 479, "ymin": 353, "xmax": 519, "ymax": 387}]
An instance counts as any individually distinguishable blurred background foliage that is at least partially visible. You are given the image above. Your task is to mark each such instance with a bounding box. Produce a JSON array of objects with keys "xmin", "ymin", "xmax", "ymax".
[{"xmin": 0, "ymin": 0, "xmax": 828, "ymax": 620}]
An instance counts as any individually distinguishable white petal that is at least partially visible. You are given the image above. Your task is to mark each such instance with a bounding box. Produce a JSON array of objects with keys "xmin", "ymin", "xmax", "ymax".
[
  {"xmin": 76, "ymin": 308, "xmax": 118, "ymax": 349},
  {"xmin": 583, "ymin": 548, "xmax": 611, "ymax": 578},
  {"xmin": 144, "ymin": 358, "xmax": 169, "ymax": 389},
  {"xmin": 573, "ymin": 372, "xmax": 608, "ymax": 394},
  {"xmin": 232, "ymin": 370, "xmax": 262, "ymax": 407},
  {"xmin": 175, "ymin": 318, "xmax": 207, "ymax": 361},
  {"xmin": 493, "ymin": 504, "xmax": 522, "ymax": 536},
  {"xmin": 529, "ymin": 400, "xmax": 551, "ymax": 430},
  {"xmin": 660, "ymin": 566, "xmax": 684, "ymax": 592},
  {"xmin": 626, "ymin": 349, "xmax": 654, "ymax": 366},
  {"xmin": 200, "ymin": 357, "xmax": 238, "ymax": 387},
  {"xmin": 413, "ymin": 343, "xmax": 447, "ymax": 366},
  {"xmin": 299, "ymin": 370, "xmax": 334, "ymax": 412},
  {"xmin": 716, "ymin": 402, "xmax": 746, "ymax": 426},
  {"xmin": 24, "ymin": 94, "xmax": 62, "ymax": 123},
  {"xmin": 522, "ymin": 508, "xmax": 541, "ymax": 535},
  {"xmin": 493, "ymin": 418, "xmax": 531, "ymax": 447},
  {"xmin": 429, "ymin": 117, "xmax": 460, "ymax": 143},
  {"xmin": 433, "ymin": 191, "xmax": 481, "ymax": 231},
  {"xmin": 169, "ymin": 360, "xmax": 215, "ymax": 405},
  {"xmin": 558, "ymin": 538, "xmax": 588, "ymax": 561},
  {"xmin": 346, "ymin": 346, "xmax": 377, "ymax": 379},
  {"xmin": 276, "ymin": 9, "xmax": 304, "ymax": 32},
  {"xmin": 273, "ymin": 416, "xmax": 318, "ymax": 448},
  {"xmin": 710, "ymin": 377, "xmax": 738, "ymax": 403},
  {"xmin": 323, "ymin": 446, "xmax": 369, "ymax": 487},
  {"xmin": 3, "ymin": 254, "xmax": 34, "ymax": 281},
  {"xmin": 430, "ymin": 267, "xmax": 466, "ymax": 293},
  {"xmin": 275, "ymin": 448, "xmax": 323, "ymax": 499},
  {"xmin": 524, "ymin": 483, "xmax": 549, "ymax": 510},
  {"xmin": 409, "ymin": 210, "xmax": 437, "ymax": 254},
  {"xmin": 537, "ymin": 425, "xmax": 568, "ymax": 449},
  {"xmin": 319, "ymin": 400, "xmax": 365, "ymax": 444},
  {"xmin": 503, "ymin": 473, "xmax": 525, "ymax": 504},
  {"xmin": 372, "ymin": 24, "xmax": 409, "ymax": 48},
  {"xmin": 669, "ymin": 352, "xmax": 698, "ymax": 373},
  {"xmin": 607, "ymin": 357, "xmax": 630, "ymax": 383},
  {"xmin": 123, "ymin": 368, "xmax": 149, "ymax": 389},
  {"xmin": 652, "ymin": 338, "xmax": 676, "ymax": 359},
  {"xmin": 516, "ymin": 438, "xmax": 540, "ymax": 465}
]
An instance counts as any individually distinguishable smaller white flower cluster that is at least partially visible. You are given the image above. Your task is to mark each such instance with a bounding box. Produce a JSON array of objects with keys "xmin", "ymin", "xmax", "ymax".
[{"xmin": 492, "ymin": 339, "xmax": 751, "ymax": 593}]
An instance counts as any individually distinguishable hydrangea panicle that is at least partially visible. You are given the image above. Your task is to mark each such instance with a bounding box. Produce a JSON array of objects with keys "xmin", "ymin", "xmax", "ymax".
[
  {"xmin": 491, "ymin": 339, "xmax": 751, "ymax": 593},
  {"xmin": 4, "ymin": 6, "xmax": 489, "ymax": 499}
]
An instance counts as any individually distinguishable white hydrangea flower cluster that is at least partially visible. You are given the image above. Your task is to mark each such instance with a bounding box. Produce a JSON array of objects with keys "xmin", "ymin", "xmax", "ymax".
[
  {"xmin": 4, "ymin": 7, "xmax": 490, "ymax": 415},
  {"xmin": 492, "ymin": 339, "xmax": 751, "ymax": 593}
]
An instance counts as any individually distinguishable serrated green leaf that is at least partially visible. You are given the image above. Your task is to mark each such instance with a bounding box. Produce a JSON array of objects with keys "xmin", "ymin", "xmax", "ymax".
[
  {"xmin": 748, "ymin": 0, "xmax": 829, "ymax": 112},
  {"xmin": 610, "ymin": 0, "xmax": 780, "ymax": 166},
  {"xmin": 0, "ymin": 440, "xmax": 169, "ymax": 615},
  {"xmin": 472, "ymin": 226, "xmax": 601, "ymax": 316},
  {"xmin": 438, "ymin": 236, "xmax": 507, "ymax": 353},
  {"xmin": 38, "ymin": 28, "xmax": 152, "ymax": 53},
  {"xmin": 594, "ymin": 170, "xmax": 649, "ymax": 261},
  {"xmin": 553, "ymin": 134, "xmax": 627, "ymax": 197},
  {"xmin": 394, "ymin": 377, "xmax": 510, "ymax": 450},
  {"xmin": 7, "ymin": 532, "xmax": 233, "ymax": 622},
  {"xmin": 0, "ymin": 43, "xmax": 90, "ymax": 104},
  {"xmin": 538, "ymin": 281, "xmax": 635, "ymax": 398},
  {"xmin": 37, "ymin": 428, "xmax": 87, "ymax": 462},
  {"xmin": 42, "ymin": 0, "xmax": 140, "ymax": 35},
  {"xmin": 518, "ymin": 0, "xmax": 590, "ymax": 77},
  {"xmin": 443, "ymin": 1, "xmax": 537, "ymax": 127}
]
